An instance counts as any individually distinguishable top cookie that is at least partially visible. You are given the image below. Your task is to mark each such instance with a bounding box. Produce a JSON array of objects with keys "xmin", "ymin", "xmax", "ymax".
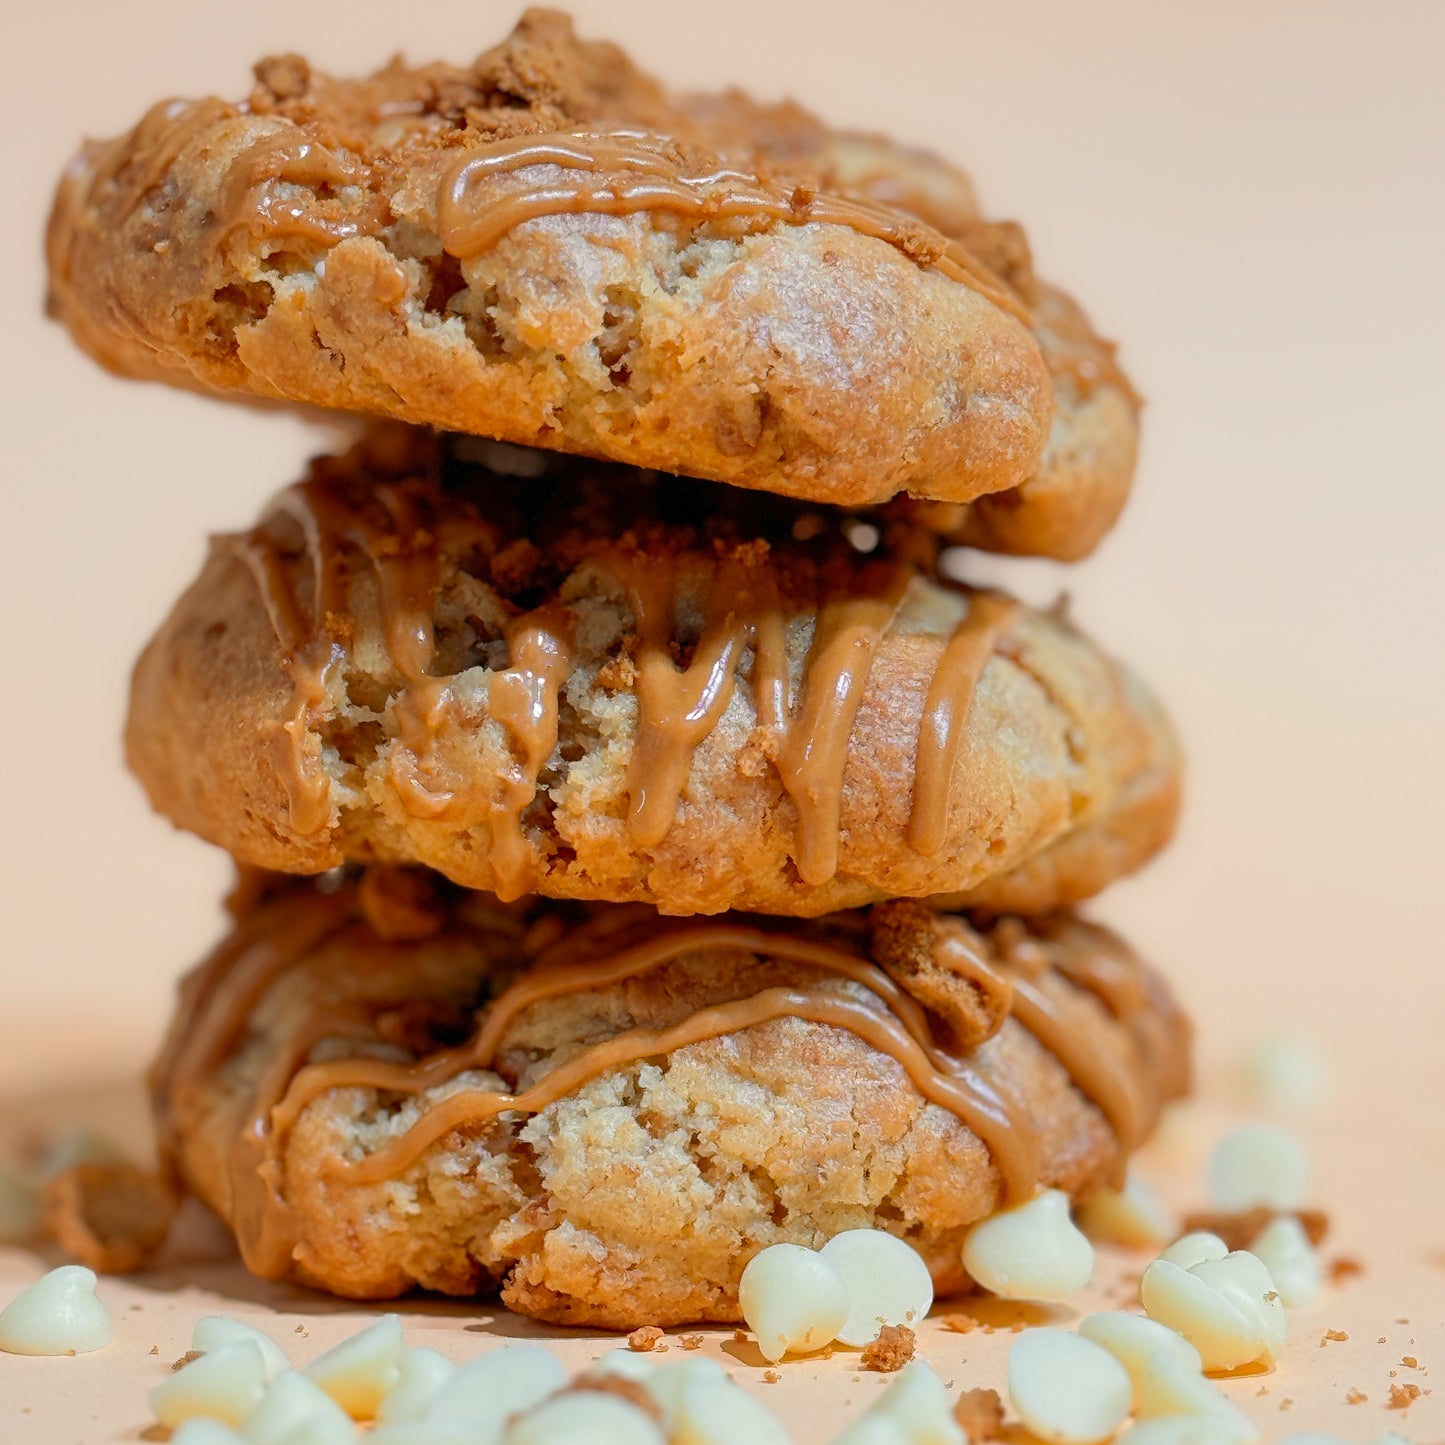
[{"xmin": 46, "ymin": 9, "xmax": 1061, "ymax": 511}]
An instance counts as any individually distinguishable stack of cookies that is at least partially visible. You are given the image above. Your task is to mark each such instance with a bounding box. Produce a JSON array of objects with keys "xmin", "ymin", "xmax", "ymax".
[{"xmin": 45, "ymin": 10, "xmax": 1189, "ymax": 1327}]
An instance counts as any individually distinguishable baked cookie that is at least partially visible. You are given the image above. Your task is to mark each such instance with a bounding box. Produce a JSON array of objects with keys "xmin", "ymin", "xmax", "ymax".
[
  {"xmin": 151, "ymin": 867, "xmax": 1191, "ymax": 1323},
  {"xmin": 674, "ymin": 95, "xmax": 1141, "ymax": 559},
  {"xmin": 46, "ymin": 9, "xmax": 1053, "ymax": 511},
  {"xmin": 126, "ymin": 430, "xmax": 1181, "ymax": 916}
]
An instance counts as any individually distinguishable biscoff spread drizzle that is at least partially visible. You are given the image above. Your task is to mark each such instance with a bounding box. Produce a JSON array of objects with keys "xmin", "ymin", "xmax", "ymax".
[
  {"xmin": 153, "ymin": 881, "xmax": 1168, "ymax": 1278},
  {"xmin": 437, "ymin": 130, "xmax": 1031, "ymax": 323},
  {"xmin": 227, "ymin": 469, "xmax": 1021, "ymax": 895}
]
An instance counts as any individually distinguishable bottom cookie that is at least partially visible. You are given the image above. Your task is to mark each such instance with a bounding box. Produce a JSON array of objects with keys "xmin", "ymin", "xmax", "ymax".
[{"xmin": 151, "ymin": 868, "xmax": 1189, "ymax": 1328}]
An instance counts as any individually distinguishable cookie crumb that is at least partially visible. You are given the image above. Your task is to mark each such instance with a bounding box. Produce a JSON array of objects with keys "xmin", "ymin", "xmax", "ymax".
[
  {"xmin": 860, "ymin": 1324, "xmax": 915, "ymax": 1373},
  {"xmin": 733, "ymin": 1328, "xmax": 748, "ymax": 1344},
  {"xmin": 1322, "ymin": 1329, "xmax": 1349, "ymax": 1346},
  {"xmin": 1329, "ymin": 1256, "xmax": 1364, "ymax": 1283},
  {"xmin": 627, "ymin": 1325, "xmax": 665, "ymax": 1353},
  {"xmin": 763, "ymin": 1369, "xmax": 781, "ymax": 1384},
  {"xmin": 149, "ymin": 1345, "xmax": 158, "ymax": 1356},
  {"xmin": 1388, "ymin": 1383, "xmax": 1422, "ymax": 1410},
  {"xmin": 678, "ymin": 1334, "xmax": 704, "ymax": 1351},
  {"xmin": 1401, "ymin": 1356, "xmax": 1419, "ymax": 1368},
  {"xmin": 171, "ymin": 1349, "xmax": 202, "ymax": 1372},
  {"xmin": 953, "ymin": 1386, "xmax": 1004, "ymax": 1443},
  {"xmin": 1345, "ymin": 1388, "xmax": 1368, "ymax": 1405}
]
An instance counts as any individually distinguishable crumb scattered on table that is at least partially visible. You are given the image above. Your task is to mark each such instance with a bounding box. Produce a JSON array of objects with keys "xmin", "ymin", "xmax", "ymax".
[
  {"xmin": 953, "ymin": 1386, "xmax": 1004, "ymax": 1443},
  {"xmin": 860, "ymin": 1324, "xmax": 915, "ymax": 1373},
  {"xmin": 627, "ymin": 1325, "xmax": 665, "ymax": 1353},
  {"xmin": 1388, "ymin": 1383, "xmax": 1423, "ymax": 1410},
  {"xmin": 678, "ymin": 1334, "xmax": 703, "ymax": 1351}
]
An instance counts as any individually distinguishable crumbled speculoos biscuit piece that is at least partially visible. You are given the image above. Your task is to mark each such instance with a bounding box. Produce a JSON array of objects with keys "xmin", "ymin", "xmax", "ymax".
[
  {"xmin": 870, "ymin": 905, "xmax": 1013, "ymax": 1048},
  {"xmin": 1387, "ymin": 1382, "xmax": 1423, "ymax": 1409},
  {"xmin": 860, "ymin": 1324, "xmax": 915, "ymax": 1372},
  {"xmin": 627, "ymin": 1326, "xmax": 665, "ymax": 1353},
  {"xmin": 678, "ymin": 1335, "xmax": 704, "ymax": 1351},
  {"xmin": 42, "ymin": 1164, "xmax": 178, "ymax": 1274},
  {"xmin": 953, "ymin": 1386, "xmax": 1004, "ymax": 1442}
]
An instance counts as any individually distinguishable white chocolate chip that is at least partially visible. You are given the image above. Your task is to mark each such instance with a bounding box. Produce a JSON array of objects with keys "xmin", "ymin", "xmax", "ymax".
[
  {"xmin": 738, "ymin": 1243, "xmax": 850, "ymax": 1362},
  {"xmin": 831, "ymin": 1417, "xmax": 913, "ymax": 1445},
  {"xmin": 0, "ymin": 1265, "xmax": 113, "ymax": 1356},
  {"xmin": 962, "ymin": 1190, "xmax": 1094, "ymax": 1301},
  {"xmin": 670, "ymin": 1372, "xmax": 791, "ymax": 1445},
  {"xmin": 242, "ymin": 1370, "xmax": 356, "ymax": 1445},
  {"xmin": 1249, "ymin": 1215, "xmax": 1321, "ymax": 1307},
  {"xmin": 193, "ymin": 1316, "xmax": 290, "ymax": 1381},
  {"xmin": 1237, "ymin": 1036, "xmax": 1326, "ymax": 1112},
  {"xmin": 847, "ymin": 1360, "xmax": 966, "ymax": 1445},
  {"xmin": 503, "ymin": 1392, "xmax": 666, "ymax": 1445},
  {"xmin": 0, "ymin": 1164, "xmax": 41, "ymax": 1242},
  {"xmin": 1078, "ymin": 1312, "xmax": 1203, "ymax": 1401},
  {"xmin": 1125, "ymin": 1416, "xmax": 1259, "ymax": 1445},
  {"xmin": 1158, "ymin": 1233, "xmax": 1229, "ymax": 1270},
  {"xmin": 1134, "ymin": 1352, "xmax": 1256, "ymax": 1436},
  {"xmin": 1140, "ymin": 1250, "xmax": 1285, "ymax": 1371},
  {"xmin": 428, "ymin": 1344, "xmax": 567, "ymax": 1437},
  {"xmin": 150, "ymin": 1339, "xmax": 269, "ymax": 1428},
  {"xmin": 368, "ymin": 1424, "xmax": 475, "ymax": 1445},
  {"xmin": 375, "ymin": 1346, "xmax": 455, "ymax": 1424},
  {"xmin": 820, "ymin": 1229, "xmax": 935, "ymax": 1346},
  {"xmin": 303, "ymin": 1314, "xmax": 403, "ymax": 1419},
  {"xmin": 1007, "ymin": 1329, "xmax": 1132, "ymax": 1445},
  {"xmin": 1207, "ymin": 1125, "xmax": 1309, "ymax": 1211},
  {"xmin": 170, "ymin": 1422, "xmax": 250, "ymax": 1445},
  {"xmin": 638, "ymin": 1358, "xmax": 729, "ymax": 1429},
  {"xmin": 1077, "ymin": 1175, "xmax": 1174, "ymax": 1249}
]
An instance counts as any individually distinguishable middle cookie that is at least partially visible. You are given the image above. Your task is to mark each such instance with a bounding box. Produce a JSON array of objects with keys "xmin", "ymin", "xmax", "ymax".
[{"xmin": 128, "ymin": 430, "xmax": 1180, "ymax": 917}]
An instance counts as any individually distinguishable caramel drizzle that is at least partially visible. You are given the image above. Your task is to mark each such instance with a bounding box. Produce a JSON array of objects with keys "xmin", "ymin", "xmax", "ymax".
[
  {"xmin": 158, "ymin": 893, "xmax": 1163, "ymax": 1279},
  {"xmin": 232, "ymin": 477, "xmax": 1018, "ymax": 892},
  {"xmin": 908, "ymin": 594, "xmax": 1020, "ymax": 857},
  {"xmin": 438, "ymin": 131, "xmax": 1030, "ymax": 324}
]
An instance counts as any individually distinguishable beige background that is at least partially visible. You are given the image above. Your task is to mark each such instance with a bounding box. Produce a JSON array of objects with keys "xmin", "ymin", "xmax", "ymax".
[{"xmin": 0, "ymin": 1, "xmax": 1442, "ymax": 1438}]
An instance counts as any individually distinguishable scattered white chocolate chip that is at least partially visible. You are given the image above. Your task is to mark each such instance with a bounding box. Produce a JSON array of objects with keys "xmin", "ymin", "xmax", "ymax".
[
  {"xmin": 1158, "ymin": 1233, "xmax": 1229, "ymax": 1271},
  {"xmin": 1249, "ymin": 1215, "xmax": 1321, "ymax": 1307},
  {"xmin": 1008, "ymin": 1328, "xmax": 1132, "ymax": 1445},
  {"xmin": 427, "ymin": 1344, "xmax": 567, "ymax": 1437},
  {"xmin": 0, "ymin": 1164, "xmax": 41, "ymax": 1242},
  {"xmin": 1125, "ymin": 1416, "xmax": 1259, "ymax": 1445},
  {"xmin": 375, "ymin": 1345, "xmax": 456, "ymax": 1424},
  {"xmin": 503, "ymin": 1392, "xmax": 666, "ymax": 1445},
  {"xmin": 841, "ymin": 1359, "xmax": 965, "ymax": 1445},
  {"xmin": 962, "ymin": 1189, "xmax": 1094, "ymax": 1301},
  {"xmin": 1141, "ymin": 1250, "xmax": 1285, "ymax": 1371},
  {"xmin": 242, "ymin": 1369, "xmax": 356, "ymax": 1445},
  {"xmin": 820, "ymin": 1229, "xmax": 935, "ymax": 1346},
  {"xmin": 1134, "ymin": 1351, "xmax": 1256, "ymax": 1436},
  {"xmin": 150, "ymin": 1339, "xmax": 269, "ymax": 1428},
  {"xmin": 0, "ymin": 1264, "xmax": 113, "ymax": 1355},
  {"xmin": 193, "ymin": 1315, "xmax": 290, "ymax": 1381},
  {"xmin": 738, "ymin": 1242, "xmax": 850, "ymax": 1362},
  {"xmin": 368, "ymin": 1424, "xmax": 475, "ymax": 1445},
  {"xmin": 1237, "ymin": 1036, "xmax": 1326, "ymax": 1112},
  {"xmin": 1078, "ymin": 1311, "xmax": 1203, "ymax": 1400},
  {"xmin": 1077, "ymin": 1174, "xmax": 1174, "ymax": 1249},
  {"xmin": 303, "ymin": 1313, "xmax": 403, "ymax": 1419},
  {"xmin": 170, "ymin": 1421, "xmax": 251, "ymax": 1445},
  {"xmin": 670, "ymin": 1371, "xmax": 792, "ymax": 1445},
  {"xmin": 1207, "ymin": 1124, "xmax": 1309, "ymax": 1211},
  {"xmin": 637, "ymin": 1357, "xmax": 729, "ymax": 1429}
]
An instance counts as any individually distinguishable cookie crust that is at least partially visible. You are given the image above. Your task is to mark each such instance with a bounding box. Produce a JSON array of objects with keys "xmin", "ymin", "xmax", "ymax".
[
  {"xmin": 46, "ymin": 10, "xmax": 1054, "ymax": 511},
  {"xmin": 152, "ymin": 869, "xmax": 1191, "ymax": 1324}
]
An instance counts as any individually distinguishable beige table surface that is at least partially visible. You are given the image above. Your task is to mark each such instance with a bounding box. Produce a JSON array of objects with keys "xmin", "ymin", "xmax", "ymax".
[{"xmin": 1, "ymin": 1, "xmax": 1442, "ymax": 1441}]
